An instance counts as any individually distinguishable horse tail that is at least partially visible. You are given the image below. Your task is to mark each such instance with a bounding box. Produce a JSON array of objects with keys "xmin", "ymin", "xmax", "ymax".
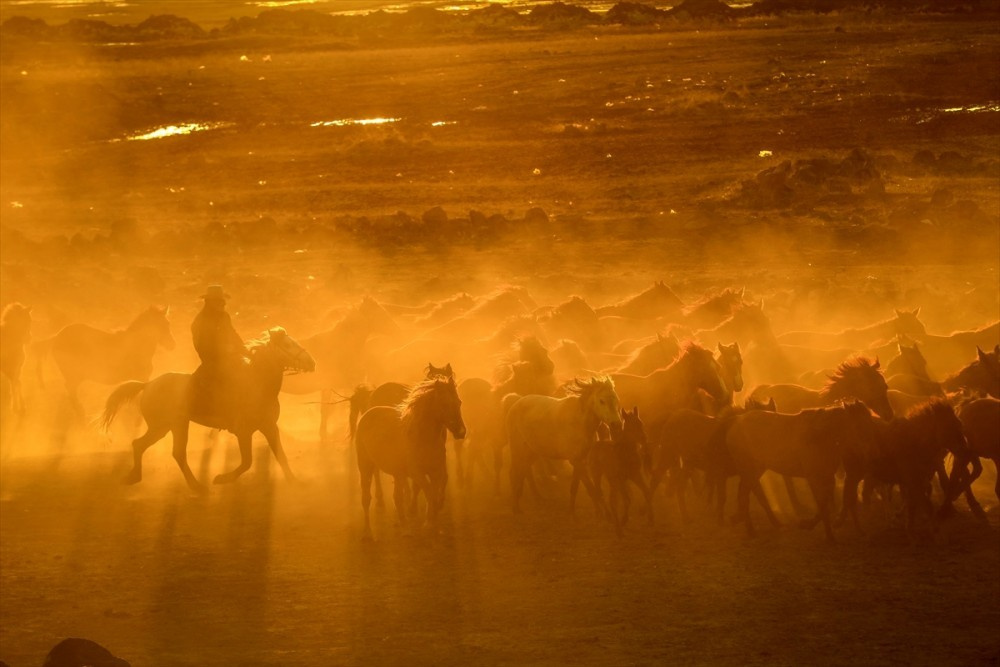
[{"xmin": 100, "ymin": 381, "xmax": 146, "ymax": 432}]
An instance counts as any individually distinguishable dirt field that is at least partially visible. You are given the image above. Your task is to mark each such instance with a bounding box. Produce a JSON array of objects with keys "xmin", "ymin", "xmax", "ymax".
[{"xmin": 1, "ymin": 3, "xmax": 999, "ymax": 665}]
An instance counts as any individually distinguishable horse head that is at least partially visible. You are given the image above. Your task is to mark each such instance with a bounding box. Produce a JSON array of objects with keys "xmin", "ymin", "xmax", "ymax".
[
  {"xmin": 431, "ymin": 377, "xmax": 466, "ymax": 439},
  {"xmin": 358, "ymin": 296, "xmax": 401, "ymax": 337},
  {"xmin": 134, "ymin": 305, "xmax": 175, "ymax": 351},
  {"xmin": 571, "ymin": 376, "xmax": 622, "ymax": 429},
  {"xmin": 426, "ymin": 362, "xmax": 454, "ymax": 380},
  {"xmin": 616, "ymin": 406, "xmax": 650, "ymax": 473},
  {"xmin": 680, "ymin": 344, "xmax": 729, "ymax": 408},
  {"xmin": 825, "ymin": 357, "xmax": 893, "ymax": 420},
  {"xmin": 893, "ymin": 307, "xmax": 926, "ymax": 338},
  {"xmin": 716, "ymin": 341, "xmax": 744, "ymax": 393},
  {"xmin": 896, "ymin": 341, "xmax": 928, "ymax": 377},
  {"xmin": 518, "ymin": 336, "xmax": 555, "ymax": 376},
  {"xmin": 265, "ymin": 327, "xmax": 315, "ymax": 373}
]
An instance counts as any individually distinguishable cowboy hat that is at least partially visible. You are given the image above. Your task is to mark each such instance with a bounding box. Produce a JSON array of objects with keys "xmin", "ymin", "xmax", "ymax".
[{"xmin": 200, "ymin": 285, "xmax": 230, "ymax": 300}]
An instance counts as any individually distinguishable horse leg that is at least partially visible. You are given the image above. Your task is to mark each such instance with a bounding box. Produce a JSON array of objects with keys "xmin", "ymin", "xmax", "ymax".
[
  {"xmin": 360, "ymin": 464, "xmax": 374, "ymax": 541},
  {"xmin": 736, "ymin": 476, "xmax": 755, "ymax": 537},
  {"xmin": 169, "ymin": 422, "xmax": 205, "ymax": 494},
  {"xmin": 784, "ymin": 475, "xmax": 809, "ymax": 518},
  {"xmin": 214, "ymin": 432, "xmax": 252, "ymax": 484},
  {"xmin": 805, "ymin": 475, "xmax": 836, "ymax": 543},
  {"xmin": 620, "ymin": 481, "xmax": 632, "ymax": 527},
  {"xmin": 259, "ymin": 422, "xmax": 295, "ymax": 483},
  {"xmin": 632, "ymin": 473, "xmax": 654, "ymax": 526},
  {"xmin": 392, "ymin": 476, "xmax": 408, "ymax": 528},
  {"xmin": 319, "ymin": 389, "xmax": 332, "ymax": 444},
  {"xmin": 124, "ymin": 425, "xmax": 169, "ymax": 485},
  {"xmin": 717, "ymin": 475, "xmax": 729, "ymax": 527},
  {"xmin": 837, "ymin": 473, "xmax": 863, "ymax": 534},
  {"xmin": 510, "ymin": 460, "xmax": 525, "ymax": 514},
  {"xmin": 750, "ymin": 479, "xmax": 780, "ymax": 527},
  {"xmin": 962, "ymin": 456, "xmax": 986, "ymax": 518},
  {"xmin": 608, "ymin": 485, "xmax": 623, "ymax": 538},
  {"xmin": 454, "ymin": 439, "xmax": 466, "ymax": 491},
  {"xmin": 374, "ymin": 472, "xmax": 384, "ymax": 507},
  {"xmin": 576, "ymin": 463, "xmax": 608, "ymax": 520}
]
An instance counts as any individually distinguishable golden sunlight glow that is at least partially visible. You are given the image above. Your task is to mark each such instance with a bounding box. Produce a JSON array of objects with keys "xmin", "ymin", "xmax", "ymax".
[
  {"xmin": 118, "ymin": 122, "xmax": 233, "ymax": 142},
  {"xmin": 310, "ymin": 117, "xmax": 401, "ymax": 127}
]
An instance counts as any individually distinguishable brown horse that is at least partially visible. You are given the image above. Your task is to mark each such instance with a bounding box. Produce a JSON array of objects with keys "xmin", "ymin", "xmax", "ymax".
[
  {"xmin": 947, "ymin": 397, "xmax": 1000, "ymax": 516},
  {"xmin": 506, "ymin": 376, "xmax": 622, "ymax": 515},
  {"xmin": 941, "ymin": 345, "xmax": 1000, "ymax": 398},
  {"xmin": 726, "ymin": 401, "xmax": 877, "ymax": 542},
  {"xmin": 355, "ymin": 377, "xmax": 466, "ymax": 540},
  {"xmin": 682, "ymin": 287, "xmax": 744, "ymax": 330},
  {"xmin": 585, "ymin": 407, "xmax": 654, "ymax": 536},
  {"xmin": 862, "ymin": 400, "xmax": 969, "ymax": 538},
  {"xmin": 0, "ymin": 303, "xmax": 32, "ymax": 415},
  {"xmin": 886, "ymin": 341, "xmax": 944, "ymax": 397},
  {"xmin": 282, "ymin": 296, "xmax": 401, "ymax": 443},
  {"xmin": 608, "ymin": 332, "xmax": 680, "ymax": 376},
  {"xmin": 650, "ymin": 397, "xmax": 776, "ymax": 524},
  {"xmin": 595, "ymin": 281, "xmax": 685, "ymax": 321},
  {"xmin": 611, "ymin": 343, "xmax": 728, "ymax": 431},
  {"xmin": 101, "ymin": 328, "xmax": 314, "ymax": 492},
  {"xmin": 777, "ymin": 308, "xmax": 925, "ymax": 350},
  {"xmin": 36, "ymin": 306, "xmax": 174, "ymax": 413},
  {"xmin": 750, "ymin": 357, "xmax": 893, "ymax": 420}
]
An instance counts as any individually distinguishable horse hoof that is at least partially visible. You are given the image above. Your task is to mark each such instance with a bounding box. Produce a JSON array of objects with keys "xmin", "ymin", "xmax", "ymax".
[
  {"xmin": 123, "ymin": 472, "xmax": 141, "ymax": 486},
  {"xmin": 213, "ymin": 474, "xmax": 232, "ymax": 485}
]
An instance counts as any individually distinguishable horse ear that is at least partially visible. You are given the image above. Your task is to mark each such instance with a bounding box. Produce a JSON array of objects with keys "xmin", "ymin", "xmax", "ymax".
[
  {"xmin": 977, "ymin": 346, "xmax": 987, "ymax": 362},
  {"xmin": 740, "ymin": 286, "xmax": 746, "ymax": 299},
  {"xmin": 767, "ymin": 397, "xmax": 776, "ymax": 410},
  {"xmin": 873, "ymin": 357, "xmax": 880, "ymax": 369},
  {"xmin": 620, "ymin": 408, "xmax": 627, "ymax": 419},
  {"xmin": 633, "ymin": 406, "xmax": 639, "ymax": 417},
  {"xmin": 895, "ymin": 308, "xmax": 902, "ymax": 317},
  {"xmin": 445, "ymin": 363, "xmax": 453, "ymax": 374},
  {"xmin": 912, "ymin": 307, "xmax": 920, "ymax": 317},
  {"xmin": 758, "ymin": 298, "xmax": 764, "ymax": 310},
  {"xmin": 717, "ymin": 342, "xmax": 724, "ymax": 353}
]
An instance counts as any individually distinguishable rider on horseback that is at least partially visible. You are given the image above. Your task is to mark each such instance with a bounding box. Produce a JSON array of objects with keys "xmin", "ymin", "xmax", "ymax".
[{"xmin": 191, "ymin": 285, "xmax": 248, "ymax": 427}]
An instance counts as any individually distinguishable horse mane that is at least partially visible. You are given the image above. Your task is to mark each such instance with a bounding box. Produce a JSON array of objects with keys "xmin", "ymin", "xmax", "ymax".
[
  {"xmin": 821, "ymin": 357, "xmax": 883, "ymax": 400},
  {"xmin": 399, "ymin": 377, "xmax": 454, "ymax": 436},
  {"xmin": 125, "ymin": 305, "xmax": 166, "ymax": 332},
  {"xmin": 904, "ymin": 398, "xmax": 955, "ymax": 422},
  {"xmin": 623, "ymin": 333, "xmax": 678, "ymax": 370},
  {"xmin": 552, "ymin": 295, "xmax": 599, "ymax": 323},
  {"xmin": 675, "ymin": 341, "xmax": 715, "ymax": 367},
  {"xmin": 564, "ymin": 375, "xmax": 614, "ymax": 402},
  {"xmin": 246, "ymin": 326, "xmax": 286, "ymax": 352},
  {"xmin": 682, "ymin": 288, "xmax": 741, "ymax": 317},
  {"xmin": 1, "ymin": 302, "xmax": 30, "ymax": 326},
  {"xmin": 613, "ymin": 281, "xmax": 683, "ymax": 310}
]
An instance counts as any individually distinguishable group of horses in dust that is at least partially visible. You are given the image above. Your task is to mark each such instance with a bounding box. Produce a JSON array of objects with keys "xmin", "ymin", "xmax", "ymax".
[{"xmin": 1, "ymin": 281, "xmax": 998, "ymax": 542}]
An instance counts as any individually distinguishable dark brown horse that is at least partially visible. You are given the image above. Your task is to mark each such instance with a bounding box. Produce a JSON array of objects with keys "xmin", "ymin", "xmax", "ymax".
[
  {"xmin": 0, "ymin": 303, "xmax": 32, "ymax": 415},
  {"xmin": 101, "ymin": 328, "xmax": 314, "ymax": 492},
  {"xmin": 862, "ymin": 400, "xmax": 969, "ymax": 538},
  {"xmin": 355, "ymin": 377, "xmax": 466, "ymax": 539},
  {"xmin": 886, "ymin": 341, "xmax": 944, "ymax": 397},
  {"xmin": 726, "ymin": 401, "xmax": 878, "ymax": 542},
  {"xmin": 750, "ymin": 357, "xmax": 894, "ymax": 420},
  {"xmin": 36, "ymin": 306, "xmax": 175, "ymax": 413},
  {"xmin": 947, "ymin": 397, "xmax": 1000, "ymax": 516},
  {"xmin": 585, "ymin": 407, "xmax": 654, "ymax": 536},
  {"xmin": 941, "ymin": 345, "xmax": 1000, "ymax": 398}
]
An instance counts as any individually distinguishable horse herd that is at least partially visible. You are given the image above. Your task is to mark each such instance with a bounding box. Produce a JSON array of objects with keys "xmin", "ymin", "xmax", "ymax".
[{"xmin": 1, "ymin": 281, "xmax": 998, "ymax": 542}]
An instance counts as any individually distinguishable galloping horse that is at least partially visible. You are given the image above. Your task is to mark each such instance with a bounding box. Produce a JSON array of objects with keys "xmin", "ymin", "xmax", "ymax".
[
  {"xmin": 948, "ymin": 397, "xmax": 1000, "ymax": 516},
  {"xmin": 37, "ymin": 306, "xmax": 175, "ymax": 412},
  {"xmin": 101, "ymin": 328, "xmax": 314, "ymax": 492},
  {"xmin": 611, "ymin": 343, "xmax": 728, "ymax": 430},
  {"xmin": 942, "ymin": 345, "xmax": 1000, "ymax": 398},
  {"xmin": 0, "ymin": 303, "xmax": 32, "ymax": 415},
  {"xmin": 506, "ymin": 376, "xmax": 622, "ymax": 514},
  {"xmin": 355, "ymin": 377, "xmax": 466, "ymax": 539},
  {"xmin": 586, "ymin": 407, "xmax": 654, "ymax": 536},
  {"xmin": 725, "ymin": 401, "xmax": 878, "ymax": 542}
]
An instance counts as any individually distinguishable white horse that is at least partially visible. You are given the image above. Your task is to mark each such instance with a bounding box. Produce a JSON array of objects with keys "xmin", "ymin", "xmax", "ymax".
[{"xmin": 506, "ymin": 376, "xmax": 623, "ymax": 516}]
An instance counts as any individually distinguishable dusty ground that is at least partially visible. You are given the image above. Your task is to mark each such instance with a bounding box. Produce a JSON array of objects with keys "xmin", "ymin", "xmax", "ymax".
[{"xmin": 1, "ymin": 4, "xmax": 999, "ymax": 666}]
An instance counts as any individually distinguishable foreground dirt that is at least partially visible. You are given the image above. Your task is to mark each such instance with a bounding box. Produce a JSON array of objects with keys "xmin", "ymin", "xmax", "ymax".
[{"xmin": 1, "ymin": 414, "xmax": 998, "ymax": 666}]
